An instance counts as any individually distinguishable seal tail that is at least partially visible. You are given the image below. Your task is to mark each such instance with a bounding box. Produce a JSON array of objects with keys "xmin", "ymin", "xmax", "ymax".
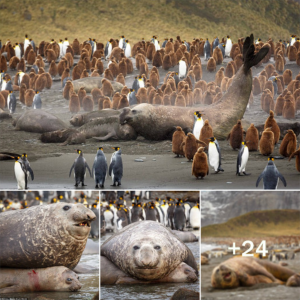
[{"xmin": 243, "ymin": 34, "xmax": 269, "ymax": 72}]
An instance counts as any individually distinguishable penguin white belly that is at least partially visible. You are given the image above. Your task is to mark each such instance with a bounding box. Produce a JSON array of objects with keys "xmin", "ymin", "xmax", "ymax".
[
  {"xmin": 208, "ymin": 144, "xmax": 219, "ymax": 172},
  {"xmin": 19, "ymin": 73, "xmax": 25, "ymax": 85},
  {"xmin": 104, "ymin": 211, "xmax": 114, "ymax": 230},
  {"xmin": 59, "ymin": 44, "xmax": 63, "ymax": 57},
  {"xmin": 138, "ymin": 80, "xmax": 144, "ymax": 88},
  {"xmin": 14, "ymin": 163, "xmax": 26, "ymax": 190},
  {"xmin": 179, "ymin": 62, "xmax": 186, "ymax": 79},
  {"xmin": 15, "ymin": 47, "xmax": 21, "ymax": 59},
  {"xmin": 225, "ymin": 41, "xmax": 232, "ymax": 57},
  {"xmin": 7, "ymin": 95, "xmax": 11, "ymax": 110},
  {"xmin": 184, "ymin": 204, "xmax": 190, "ymax": 224},
  {"xmin": 161, "ymin": 206, "xmax": 168, "ymax": 225},
  {"xmin": 125, "ymin": 45, "xmax": 131, "ymax": 57},
  {"xmin": 189, "ymin": 207, "xmax": 200, "ymax": 229},
  {"xmin": 240, "ymin": 148, "xmax": 249, "ymax": 172},
  {"xmin": 107, "ymin": 44, "xmax": 112, "ymax": 59},
  {"xmin": 1, "ymin": 80, "xmax": 6, "ymax": 91},
  {"xmin": 193, "ymin": 119, "xmax": 203, "ymax": 139}
]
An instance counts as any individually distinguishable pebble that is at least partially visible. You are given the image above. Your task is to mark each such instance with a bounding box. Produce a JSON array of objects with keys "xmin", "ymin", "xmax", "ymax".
[{"xmin": 134, "ymin": 159, "xmax": 144, "ymax": 162}]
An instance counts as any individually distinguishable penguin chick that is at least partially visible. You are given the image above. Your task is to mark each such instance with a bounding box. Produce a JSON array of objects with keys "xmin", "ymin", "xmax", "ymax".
[
  {"xmin": 172, "ymin": 126, "xmax": 186, "ymax": 157},
  {"xmin": 227, "ymin": 120, "xmax": 244, "ymax": 150},
  {"xmin": 279, "ymin": 129, "xmax": 296, "ymax": 157},
  {"xmin": 192, "ymin": 147, "xmax": 209, "ymax": 179}
]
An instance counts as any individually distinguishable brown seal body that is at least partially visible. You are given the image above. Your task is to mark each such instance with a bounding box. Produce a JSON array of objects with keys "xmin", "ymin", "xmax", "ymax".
[
  {"xmin": 101, "ymin": 221, "xmax": 198, "ymax": 281},
  {"xmin": 192, "ymin": 147, "xmax": 209, "ymax": 179},
  {"xmin": 0, "ymin": 203, "xmax": 95, "ymax": 269},
  {"xmin": 0, "ymin": 266, "xmax": 81, "ymax": 293},
  {"xmin": 279, "ymin": 129, "xmax": 297, "ymax": 157},
  {"xmin": 211, "ymin": 257, "xmax": 297, "ymax": 289},
  {"xmin": 172, "ymin": 126, "xmax": 186, "ymax": 157},
  {"xmin": 119, "ymin": 34, "xmax": 269, "ymax": 140}
]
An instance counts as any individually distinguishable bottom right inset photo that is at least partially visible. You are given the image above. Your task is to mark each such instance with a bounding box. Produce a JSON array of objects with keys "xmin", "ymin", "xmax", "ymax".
[{"xmin": 201, "ymin": 191, "xmax": 300, "ymax": 300}]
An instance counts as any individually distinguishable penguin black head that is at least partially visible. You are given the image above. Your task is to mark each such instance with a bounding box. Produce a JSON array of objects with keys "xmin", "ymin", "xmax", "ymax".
[
  {"xmin": 98, "ymin": 147, "xmax": 104, "ymax": 151},
  {"xmin": 25, "ymin": 34, "xmax": 28, "ymax": 38},
  {"xmin": 14, "ymin": 156, "xmax": 20, "ymax": 161},
  {"xmin": 268, "ymin": 156, "xmax": 275, "ymax": 161},
  {"xmin": 194, "ymin": 111, "xmax": 202, "ymax": 118},
  {"xmin": 112, "ymin": 147, "xmax": 120, "ymax": 151},
  {"xmin": 65, "ymin": 37, "xmax": 68, "ymax": 40},
  {"xmin": 21, "ymin": 153, "xmax": 27, "ymax": 158},
  {"xmin": 76, "ymin": 149, "xmax": 82, "ymax": 154},
  {"xmin": 208, "ymin": 137, "xmax": 215, "ymax": 142},
  {"xmin": 35, "ymin": 90, "xmax": 39, "ymax": 94}
]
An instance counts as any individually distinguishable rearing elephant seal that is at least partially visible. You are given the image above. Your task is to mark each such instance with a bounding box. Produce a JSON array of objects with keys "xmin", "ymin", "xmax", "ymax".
[
  {"xmin": 0, "ymin": 266, "xmax": 81, "ymax": 293},
  {"xmin": 211, "ymin": 256, "xmax": 298, "ymax": 288},
  {"xmin": 0, "ymin": 203, "xmax": 96, "ymax": 269},
  {"xmin": 119, "ymin": 34, "xmax": 269, "ymax": 140},
  {"xmin": 101, "ymin": 221, "xmax": 198, "ymax": 281}
]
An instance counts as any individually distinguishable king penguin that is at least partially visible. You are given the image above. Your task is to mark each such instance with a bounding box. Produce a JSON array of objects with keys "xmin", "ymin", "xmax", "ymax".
[
  {"xmin": 208, "ymin": 137, "xmax": 224, "ymax": 173},
  {"xmin": 174, "ymin": 200, "xmax": 186, "ymax": 231},
  {"xmin": 14, "ymin": 43, "xmax": 21, "ymax": 59},
  {"xmin": 32, "ymin": 90, "xmax": 42, "ymax": 109},
  {"xmin": 138, "ymin": 75, "xmax": 145, "ymax": 88},
  {"xmin": 62, "ymin": 37, "xmax": 69, "ymax": 56},
  {"xmin": 204, "ymin": 38, "xmax": 211, "ymax": 61},
  {"xmin": 178, "ymin": 59, "xmax": 187, "ymax": 79},
  {"xmin": 104, "ymin": 205, "xmax": 115, "ymax": 232},
  {"xmin": 256, "ymin": 157, "xmax": 286, "ymax": 189},
  {"xmin": 119, "ymin": 36, "xmax": 125, "ymax": 49},
  {"xmin": 5, "ymin": 79, "xmax": 13, "ymax": 92},
  {"xmin": 192, "ymin": 111, "xmax": 204, "ymax": 139},
  {"xmin": 189, "ymin": 203, "xmax": 200, "ymax": 229},
  {"xmin": 236, "ymin": 141, "xmax": 250, "ymax": 176},
  {"xmin": 58, "ymin": 39, "xmax": 63, "ymax": 57},
  {"xmin": 268, "ymin": 76, "xmax": 278, "ymax": 98},
  {"xmin": 17, "ymin": 71, "xmax": 25, "ymax": 86},
  {"xmin": 7, "ymin": 91, "xmax": 16, "ymax": 114},
  {"xmin": 124, "ymin": 39, "xmax": 131, "ymax": 57},
  {"xmin": 14, "ymin": 156, "xmax": 27, "ymax": 190},
  {"xmin": 128, "ymin": 89, "xmax": 137, "ymax": 105},
  {"xmin": 21, "ymin": 153, "xmax": 34, "ymax": 182},
  {"xmin": 105, "ymin": 41, "xmax": 112, "ymax": 60},
  {"xmin": 218, "ymin": 43, "xmax": 225, "ymax": 58},
  {"xmin": 69, "ymin": 149, "xmax": 92, "ymax": 187},
  {"xmin": 24, "ymin": 34, "xmax": 30, "ymax": 55},
  {"xmin": 225, "ymin": 35, "xmax": 232, "ymax": 57},
  {"xmin": 132, "ymin": 76, "xmax": 139, "ymax": 92},
  {"xmin": 212, "ymin": 37, "xmax": 219, "ymax": 51},
  {"xmin": 109, "ymin": 147, "xmax": 123, "ymax": 186},
  {"xmin": 92, "ymin": 147, "xmax": 108, "ymax": 189}
]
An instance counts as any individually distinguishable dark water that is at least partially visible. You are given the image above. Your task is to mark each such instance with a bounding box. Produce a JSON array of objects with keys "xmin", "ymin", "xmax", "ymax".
[{"xmin": 100, "ymin": 230, "xmax": 200, "ymax": 300}]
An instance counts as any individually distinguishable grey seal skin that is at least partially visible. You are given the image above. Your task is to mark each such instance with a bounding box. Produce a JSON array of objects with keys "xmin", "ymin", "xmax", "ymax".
[
  {"xmin": 0, "ymin": 266, "xmax": 81, "ymax": 293},
  {"xmin": 101, "ymin": 221, "xmax": 198, "ymax": 281},
  {"xmin": 12, "ymin": 110, "xmax": 67, "ymax": 133},
  {"xmin": 119, "ymin": 34, "xmax": 269, "ymax": 140},
  {"xmin": 0, "ymin": 203, "xmax": 96, "ymax": 269},
  {"xmin": 72, "ymin": 77, "xmax": 123, "ymax": 93}
]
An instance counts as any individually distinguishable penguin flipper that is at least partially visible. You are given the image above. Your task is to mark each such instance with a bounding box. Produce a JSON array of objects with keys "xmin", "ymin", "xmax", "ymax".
[
  {"xmin": 236, "ymin": 148, "xmax": 243, "ymax": 175},
  {"xmin": 278, "ymin": 173, "xmax": 287, "ymax": 187},
  {"xmin": 92, "ymin": 161, "xmax": 95, "ymax": 177},
  {"xmin": 85, "ymin": 162, "xmax": 92, "ymax": 177},
  {"xmin": 256, "ymin": 173, "xmax": 264, "ymax": 187},
  {"xmin": 27, "ymin": 166, "xmax": 34, "ymax": 181},
  {"xmin": 69, "ymin": 162, "xmax": 75, "ymax": 177},
  {"xmin": 108, "ymin": 160, "xmax": 115, "ymax": 177}
]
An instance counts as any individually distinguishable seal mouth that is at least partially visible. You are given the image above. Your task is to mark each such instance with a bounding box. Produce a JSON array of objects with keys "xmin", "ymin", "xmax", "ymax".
[
  {"xmin": 75, "ymin": 220, "xmax": 91, "ymax": 227},
  {"xmin": 135, "ymin": 267, "xmax": 158, "ymax": 270},
  {"xmin": 223, "ymin": 272, "xmax": 231, "ymax": 281}
]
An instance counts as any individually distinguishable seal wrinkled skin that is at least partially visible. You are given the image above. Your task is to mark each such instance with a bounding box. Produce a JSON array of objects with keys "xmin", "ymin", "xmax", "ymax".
[
  {"xmin": 101, "ymin": 221, "xmax": 197, "ymax": 281},
  {"xmin": 0, "ymin": 203, "xmax": 96, "ymax": 269}
]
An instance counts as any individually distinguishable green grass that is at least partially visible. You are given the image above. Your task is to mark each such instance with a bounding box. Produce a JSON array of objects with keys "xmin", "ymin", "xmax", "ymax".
[
  {"xmin": 0, "ymin": 0, "xmax": 299, "ymax": 45},
  {"xmin": 202, "ymin": 209, "xmax": 300, "ymax": 238}
]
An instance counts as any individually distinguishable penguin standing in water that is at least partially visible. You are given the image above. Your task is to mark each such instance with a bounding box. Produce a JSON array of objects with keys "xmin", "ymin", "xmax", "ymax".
[
  {"xmin": 204, "ymin": 38, "xmax": 210, "ymax": 61},
  {"xmin": 92, "ymin": 147, "xmax": 108, "ymax": 189},
  {"xmin": 178, "ymin": 59, "xmax": 187, "ymax": 79},
  {"xmin": 21, "ymin": 153, "xmax": 34, "ymax": 182},
  {"xmin": 208, "ymin": 137, "xmax": 224, "ymax": 173},
  {"xmin": 124, "ymin": 39, "xmax": 131, "ymax": 57},
  {"xmin": 32, "ymin": 90, "xmax": 42, "ymax": 109},
  {"xmin": 193, "ymin": 111, "xmax": 203, "ymax": 139},
  {"xmin": 14, "ymin": 156, "xmax": 27, "ymax": 190},
  {"xmin": 7, "ymin": 91, "xmax": 16, "ymax": 113},
  {"xmin": 256, "ymin": 157, "xmax": 286, "ymax": 190},
  {"xmin": 174, "ymin": 200, "xmax": 186, "ymax": 231},
  {"xmin": 109, "ymin": 147, "xmax": 123, "ymax": 186},
  {"xmin": 105, "ymin": 41, "xmax": 112, "ymax": 60},
  {"xmin": 69, "ymin": 149, "xmax": 92, "ymax": 187},
  {"xmin": 236, "ymin": 141, "xmax": 250, "ymax": 176},
  {"xmin": 225, "ymin": 35, "xmax": 232, "ymax": 57},
  {"xmin": 189, "ymin": 203, "xmax": 200, "ymax": 229}
]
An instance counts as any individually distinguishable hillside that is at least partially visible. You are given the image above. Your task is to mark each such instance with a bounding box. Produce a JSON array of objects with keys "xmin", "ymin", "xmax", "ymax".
[
  {"xmin": 0, "ymin": 0, "xmax": 299, "ymax": 45},
  {"xmin": 201, "ymin": 209, "xmax": 300, "ymax": 237}
]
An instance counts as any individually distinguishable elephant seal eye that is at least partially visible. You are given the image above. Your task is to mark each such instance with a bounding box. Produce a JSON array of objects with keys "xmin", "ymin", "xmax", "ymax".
[
  {"xmin": 66, "ymin": 278, "xmax": 72, "ymax": 283},
  {"xmin": 133, "ymin": 245, "xmax": 140, "ymax": 250},
  {"xmin": 154, "ymin": 246, "xmax": 161, "ymax": 250},
  {"xmin": 63, "ymin": 206, "xmax": 71, "ymax": 211}
]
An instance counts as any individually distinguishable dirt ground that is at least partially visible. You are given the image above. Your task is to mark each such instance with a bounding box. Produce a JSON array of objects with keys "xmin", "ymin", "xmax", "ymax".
[
  {"xmin": 0, "ymin": 53, "xmax": 299, "ymax": 190},
  {"xmin": 201, "ymin": 241, "xmax": 300, "ymax": 300}
]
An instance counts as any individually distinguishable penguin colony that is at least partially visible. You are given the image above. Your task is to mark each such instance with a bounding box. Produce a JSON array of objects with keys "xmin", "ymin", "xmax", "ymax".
[
  {"xmin": 100, "ymin": 192, "xmax": 200, "ymax": 233},
  {"xmin": 1, "ymin": 33, "xmax": 299, "ymax": 189}
]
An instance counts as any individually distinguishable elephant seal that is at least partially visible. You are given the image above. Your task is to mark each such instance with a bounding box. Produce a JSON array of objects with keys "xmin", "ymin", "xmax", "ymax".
[
  {"xmin": 172, "ymin": 230, "xmax": 198, "ymax": 243},
  {"xmin": 101, "ymin": 221, "xmax": 198, "ymax": 281},
  {"xmin": 72, "ymin": 77, "xmax": 123, "ymax": 93},
  {"xmin": 286, "ymin": 274, "xmax": 300, "ymax": 287},
  {"xmin": 0, "ymin": 203, "xmax": 96, "ymax": 269},
  {"xmin": 40, "ymin": 128, "xmax": 86, "ymax": 145},
  {"xmin": 12, "ymin": 110, "xmax": 67, "ymax": 133},
  {"xmin": 70, "ymin": 109, "xmax": 120, "ymax": 127},
  {"xmin": 0, "ymin": 108, "xmax": 11, "ymax": 119},
  {"xmin": 211, "ymin": 257, "xmax": 297, "ymax": 289},
  {"xmin": 0, "ymin": 266, "xmax": 81, "ymax": 293},
  {"xmin": 120, "ymin": 34, "xmax": 269, "ymax": 140},
  {"xmin": 101, "ymin": 256, "xmax": 197, "ymax": 284}
]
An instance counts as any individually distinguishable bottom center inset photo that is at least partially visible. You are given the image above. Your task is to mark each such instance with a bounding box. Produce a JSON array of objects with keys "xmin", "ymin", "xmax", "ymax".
[{"xmin": 100, "ymin": 190, "xmax": 200, "ymax": 300}]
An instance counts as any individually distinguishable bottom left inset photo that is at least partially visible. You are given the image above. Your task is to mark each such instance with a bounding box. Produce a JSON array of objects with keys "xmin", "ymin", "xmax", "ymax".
[{"xmin": 0, "ymin": 191, "xmax": 99, "ymax": 300}]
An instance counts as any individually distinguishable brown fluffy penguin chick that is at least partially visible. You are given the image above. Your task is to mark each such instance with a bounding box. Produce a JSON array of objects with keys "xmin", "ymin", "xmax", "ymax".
[
  {"xmin": 91, "ymin": 88, "xmax": 103, "ymax": 104},
  {"xmin": 77, "ymin": 87, "xmax": 86, "ymax": 106},
  {"xmin": 282, "ymin": 99, "xmax": 295, "ymax": 119},
  {"xmin": 82, "ymin": 95, "xmax": 94, "ymax": 112},
  {"xmin": 215, "ymin": 67, "xmax": 224, "ymax": 87},
  {"xmin": 116, "ymin": 73, "xmax": 125, "ymax": 86},
  {"xmin": 252, "ymin": 77, "xmax": 261, "ymax": 95},
  {"xmin": 193, "ymin": 88, "xmax": 202, "ymax": 105},
  {"xmin": 27, "ymin": 49, "xmax": 36, "ymax": 65},
  {"xmin": 152, "ymin": 51, "xmax": 162, "ymax": 68},
  {"xmin": 91, "ymin": 69, "xmax": 99, "ymax": 77},
  {"xmin": 283, "ymin": 69, "xmax": 292, "ymax": 86},
  {"xmin": 45, "ymin": 49, "xmax": 56, "ymax": 64},
  {"xmin": 63, "ymin": 81, "xmax": 74, "ymax": 100},
  {"xmin": 48, "ymin": 60, "xmax": 58, "ymax": 77},
  {"xmin": 200, "ymin": 120, "xmax": 213, "ymax": 146},
  {"xmin": 125, "ymin": 58, "xmax": 133, "ymax": 74},
  {"xmin": 288, "ymin": 45, "xmax": 297, "ymax": 61},
  {"xmin": 69, "ymin": 93, "xmax": 80, "ymax": 113},
  {"xmin": 117, "ymin": 94, "xmax": 129, "ymax": 109},
  {"xmin": 136, "ymin": 87, "xmax": 148, "ymax": 103},
  {"xmin": 192, "ymin": 147, "xmax": 209, "ymax": 179},
  {"xmin": 227, "ymin": 120, "xmax": 244, "ymax": 150},
  {"xmin": 149, "ymin": 71, "xmax": 159, "ymax": 88},
  {"xmin": 72, "ymin": 65, "xmax": 81, "ymax": 80},
  {"xmin": 162, "ymin": 54, "xmax": 172, "ymax": 70},
  {"xmin": 34, "ymin": 74, "xmax": 46, "ymax": 92},
  {"xmin": 24, "ymin": 89, "xmax": 35, "ymax": 107},
  {"xmin": 264, "ymin": 110, "xmax": 280, "ymax": 144},
  {"xmin": 181, "ymin": 133, "xmax": 206, "ymax": 161},
  {"xmin": 61, "ymin": 68, "xmax": 70, "ymax": 86},
  {"xmin": 206, "ymin": 57, "xmax": 216, "ymax": 72},
  {"xmin": 175, "ymin": 94, "xmax": 186, "ymax": 107},
  {"xmin": 9, "ymin": 56, "xmax": 20, "ymax": 70},
  {"xmin": 96, "ymin": 58, "xmax": 104, "ymax": 75},
  {"xmin": 101, "ymin": 79, "xmax": 113, "ymax": 97},
  {"xmin": 224, "ymin": 61, "xmax": 235, "ymax": 78},
  {"xmin": 19, "ymin": 83, "xmax": 27, "ymax": 104},
  {"xmin": 57, "ymin": 59, "xmax": 67, "ymax": 76},
  {"xmin": 112, "ymin": 92, "xmax": 121, "ymax": 109},
  {"xmin": 80, "ymin": 69, "xmax": 89, "ymax": 79},
  {"xmin": 245, "ymin": 123, "xmax": 259, "ymax": 151},
  {"xmin": 213, "ymin": 47, "xmax": 223, "ymax": 65},
  {"xmin": 121, "ymin": 86, "xmax": 130, "ymax": 96},
  {"xmin": 153, "ymin": 92, "xmax": 163, "ymax": 105},
  {"xmin": 163, "ymin": 94, "xmax": 171, "ymax": 105},
  {"xmin": 259, "ymin": 128, "xmax": 274, "ymax": 156},
  {"xmin": 193, "ymin": 63, "xmax": 202, "ymax": 82},
  {"xmin": 1, "ymin": 55, "xmax": 7, "ymax": 72},
  {"xmin": 118, "ymin": 58, "xmax": 127, "ymax": 77},
  {"xmin": 274, "ymin": 95, "xmax": 285, "ymax": 116},
  {"xmin": 279, "ymin": 129, "xmax": 297, "ymax": 157},
  {"xmin": 289, "ymin": 146, "xmax": 300, "ymax": 172},
  {"xmin": 104, "ymin": 69, "xmax": 114, "ymax": 81},
  {"xmin": 29, "ymin": 72, "xmax": 37, "ymax": 89},
  {"xmin": 103, "ymin": 97, "xmax": 111, "ymax": 109}
]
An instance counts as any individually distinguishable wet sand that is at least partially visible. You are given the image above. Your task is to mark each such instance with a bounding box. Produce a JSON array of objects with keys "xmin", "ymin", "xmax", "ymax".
[
  {"xmin": 201, "ymin": 243, "xmax": 300, "ymax": 300},
  {"xmin": 0, "ymin": 54, "xmax": 299, "ymax": 190}
]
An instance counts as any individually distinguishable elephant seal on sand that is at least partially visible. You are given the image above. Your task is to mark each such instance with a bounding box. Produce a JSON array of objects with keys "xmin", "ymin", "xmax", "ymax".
[
  {"xmin": 0, "ymin": 203, "xmax": 96, "ymax": 269},
  {"xmin": 12, "ymin": 110, "xmax": 67, "ymax": 133},
  {"xmin": 0, "ymin": 266, "xmax": 81, "ymax": 293},
  {"xmin": 120, "ymin": 34, "xmax": 269, "ymax": 140},
  {"xmin": 172, "ymin": 230, "xmax": 198, "ymax": 243},
  {"xmin": 40, "ymin": 128, "xmax": 86, "ymax": 145},
  {"xmin": 101, "ymin": 256, "xmax": 197, "ymax": 284},
  {"xmin": 211, "ymin": 257, "xmax": 298, "ymax": 289},
  {"xmin": 101, "ymin": 221, "xmax": 198, "ymax": 281},
  {"xmin": 72, "ymin": 77, "xmax": 123, "ymax": 93}
]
